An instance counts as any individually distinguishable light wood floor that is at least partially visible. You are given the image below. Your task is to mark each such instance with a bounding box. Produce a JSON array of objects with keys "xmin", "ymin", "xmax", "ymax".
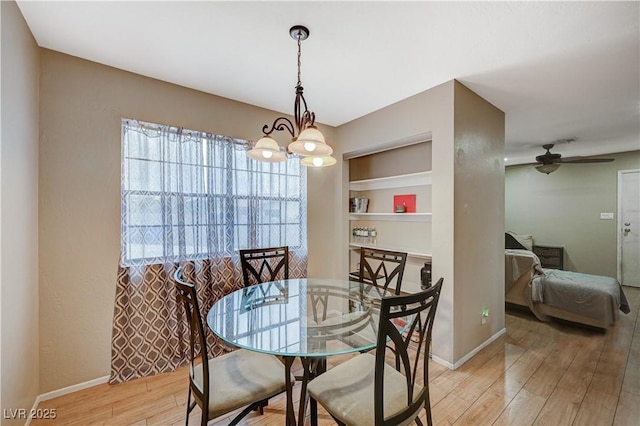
[{"xmin": 34, "ymin": 286, "xmax": 639, "ymax": 426}]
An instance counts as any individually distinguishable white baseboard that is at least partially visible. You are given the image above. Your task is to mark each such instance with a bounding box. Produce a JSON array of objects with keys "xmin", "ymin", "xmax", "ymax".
[
  {"xmin": 25, "ymin": 375, "xmax": 109, "ymax": 426},
  {"xmin": 432, "ymin": 327, "xmax": 506, "ymax": 370},
  {"xmin": 431, "ymin": 354, "xmax": 455, "ymax": 369}
]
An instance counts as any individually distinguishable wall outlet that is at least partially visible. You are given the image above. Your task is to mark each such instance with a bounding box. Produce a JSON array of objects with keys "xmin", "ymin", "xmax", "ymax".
[{"xmin": 481, "ymin": 308, "xmax": 489, "ymax": 324}]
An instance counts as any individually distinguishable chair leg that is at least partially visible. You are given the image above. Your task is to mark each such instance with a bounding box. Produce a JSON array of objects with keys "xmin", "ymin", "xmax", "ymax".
[
  {"xmin": 229, "ymin": 402, "xmax": 264, "ymax": 426},
  {"xmin": 185, "ymin": 387, "xmax": 192, "ymax": 426},
  {"xmin": 253, "ymin": 399, "xmax": 269, "ymax": 415},
  {"xmin": 310, "ymin": 396, "xmax": 318, "ymax": 426},
  {"xmin": 201, "ymin": 398, "xmax": 209, "ymax": 426},
  {"xmin": 425, "ymin": 402, "xmax": 433, "ymax": 426}
]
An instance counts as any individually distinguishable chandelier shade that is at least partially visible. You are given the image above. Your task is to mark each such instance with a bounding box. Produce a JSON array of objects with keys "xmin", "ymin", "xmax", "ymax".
[
  {"xmin": 247, "ymin": 136, "xmax": 286, "ymax": 162},
  {"xmin": 301, "ymin": 155, "xmax": 337, "ymax": 168},
  {"xmin": 248, "ymin": 25, "xmax": 336, "ymax": 167},
  {"xmin": 288, "ymin": 125, "xmax": 333, "ymax": 157}
]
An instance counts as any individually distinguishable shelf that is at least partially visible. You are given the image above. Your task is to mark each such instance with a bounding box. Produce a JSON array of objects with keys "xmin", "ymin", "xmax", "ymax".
[
  {"xmin": 349, "ymin": 171, "xmax": 432, "ymax": 191},
  {"xmin": 349, "ymin": 212, "xmax": 432, "ymax": 222},
  {"xmin": 349, "ymin": 242, "xmax": 432, "ymax": 260}
]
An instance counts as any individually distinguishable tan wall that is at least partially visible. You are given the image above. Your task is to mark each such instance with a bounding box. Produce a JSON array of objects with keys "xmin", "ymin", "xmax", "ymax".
[
  {"xmin": 452, "ymin": 82, "xmax": 505, "ymax": 360},
  {"xmin": 336, "ymin": 80, "xmax": 505, "ymax": 365},
  {"xmin": 349, "ymin": 142, "xmax": 432, "ymax": 181},
  {"xmin": 1, "ymin": 0, "xmax": 41, "ymax": 420},
  {"xmin": 506, "ymin": 150, "xmax": 640, "ymax": 278},
  {"xmin": 38, "ymin": 50, "xmax": 337, "ymax": 392},
  {"xmin": 306, "ymin": 162, "xmax": 340, "ymax": 279}
]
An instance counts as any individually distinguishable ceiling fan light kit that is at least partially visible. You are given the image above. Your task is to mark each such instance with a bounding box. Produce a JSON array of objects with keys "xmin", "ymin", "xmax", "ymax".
[
  {"xmin": 247, "ymin": 25, "xmax": 336, "ymax": 167},
  {"xmin": 535, "ymin": 163, "xmax": 561, "ymax": 175}
]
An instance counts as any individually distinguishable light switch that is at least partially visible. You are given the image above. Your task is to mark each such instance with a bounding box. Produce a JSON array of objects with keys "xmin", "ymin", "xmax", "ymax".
[{"xmin": 600, "ymin": 212, "xmax": 614, "ymax": 220}]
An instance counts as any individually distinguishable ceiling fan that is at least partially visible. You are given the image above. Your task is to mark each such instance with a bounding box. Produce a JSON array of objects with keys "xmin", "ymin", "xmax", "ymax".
[{"xmin": 533, "ymin": 141, "xmax": 615, "ymax": 174}]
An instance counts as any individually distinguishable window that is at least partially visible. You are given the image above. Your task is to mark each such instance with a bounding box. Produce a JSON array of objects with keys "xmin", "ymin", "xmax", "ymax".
[{"xmin": 121, "ymin": 119, "xmax": 307, "ymax": 267}]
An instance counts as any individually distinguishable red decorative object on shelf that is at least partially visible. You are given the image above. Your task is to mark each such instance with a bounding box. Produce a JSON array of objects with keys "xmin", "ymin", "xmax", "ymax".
[{"xmin": 393, "ymin": 194, "xmax": 416, "ymax": 213}]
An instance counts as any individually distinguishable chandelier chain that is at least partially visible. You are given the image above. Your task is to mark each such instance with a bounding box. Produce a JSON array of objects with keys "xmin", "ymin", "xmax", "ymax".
[{"xmin": 296, "ymin": 31, "xmax": 302, "ymax": 87}]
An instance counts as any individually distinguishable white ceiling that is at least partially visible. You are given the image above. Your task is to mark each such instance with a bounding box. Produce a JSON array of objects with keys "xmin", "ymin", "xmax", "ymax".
[{"xmin": 16, "ymin": 1, "xmax": 640, "ymax": 165}]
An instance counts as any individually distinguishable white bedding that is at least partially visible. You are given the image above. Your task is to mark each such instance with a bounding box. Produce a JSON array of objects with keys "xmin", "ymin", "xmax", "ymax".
[
  {"xmin": 531, "ymin": 268, "xmax": 630, "ymax": 324},
  {"xmin": 505, "ymin": 248, "xmax": 542, "ymax": 292}
]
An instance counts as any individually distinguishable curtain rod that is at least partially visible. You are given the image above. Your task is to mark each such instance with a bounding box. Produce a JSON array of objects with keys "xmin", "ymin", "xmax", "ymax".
[{"xmin": 122, "ymin": 118, "xmax": 250, "ymax": 146}]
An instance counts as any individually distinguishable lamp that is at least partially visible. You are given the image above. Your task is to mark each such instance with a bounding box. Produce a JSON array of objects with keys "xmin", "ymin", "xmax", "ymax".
[
  {"xmin": 301, "ymin": 155, "xmax": 337, "ymax": 167},
  {"xmin": 246, "ymin": 136, "xmax": 287, "ymax": 162},
  {"xmin": 247, "ymin": 25, "xmax": 335, "ymax": 167},
  {"xmin": 535, "ymin": 163, "xmax": 560, "ymax": 174}
]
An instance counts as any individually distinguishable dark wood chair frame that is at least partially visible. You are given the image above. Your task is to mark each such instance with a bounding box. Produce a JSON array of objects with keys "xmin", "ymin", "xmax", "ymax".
[
  {"xmin": 239, "ymin": 246, "xmax": 289, "ymax": 287},
  {"xmin": 359, "ymin": 248, "xmax": 408, "ymax": 295},
  {"xmin": 174, "ymin": 267, "xmax": 273, "ymax": 426},
  {"xmin": 310, "ymin": 278, "xmax": 443, "ymax": 426}
]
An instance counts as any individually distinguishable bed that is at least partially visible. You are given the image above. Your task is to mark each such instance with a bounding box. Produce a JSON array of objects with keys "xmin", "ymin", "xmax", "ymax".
[{"xmin": 504, "ymin": 239, "xmax": 630, "ymax": 329}]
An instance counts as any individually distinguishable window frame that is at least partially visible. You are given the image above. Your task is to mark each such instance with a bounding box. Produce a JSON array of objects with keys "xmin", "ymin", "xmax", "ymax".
[{"xmin": 120, "ymin": 119, "xmax": 307, "ymax": 267}]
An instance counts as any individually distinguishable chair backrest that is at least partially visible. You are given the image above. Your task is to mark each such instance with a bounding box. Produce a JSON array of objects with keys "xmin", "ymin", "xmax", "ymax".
[
  {"xmin": 174, "ymin": 267, "xmax": 209, "ymax": 411},
  {"xmin": 374, "ymin": 278, "xmax": 443, "ymax": 426},
  {"xmin": 239, "ymin": 246, "xmax": 289, "ymax": 287},
  {"xmin": 359, "ymin": 248, "xmax": 408, "ymax": 295}
]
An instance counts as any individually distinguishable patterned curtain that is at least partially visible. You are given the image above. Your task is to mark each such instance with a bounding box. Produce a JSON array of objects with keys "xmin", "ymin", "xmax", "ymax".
[{"xmin": 110, "ymin": 119, "xmax": 308, "ymax": 384}]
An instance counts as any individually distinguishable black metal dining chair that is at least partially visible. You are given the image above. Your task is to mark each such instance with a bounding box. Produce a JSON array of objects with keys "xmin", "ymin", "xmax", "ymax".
[
  {"xmin": 173, "ymin": 267, "xmax": 290, "ymax": 426},
  {"xmin": 239, "ymin": 246, "xmax": 289, "ymax": 287},
  {"xmin": 308, "ymin": 278, "xmax": 444, "ymax": 426},
  {"xmin": 359, "ymin": 248, "xmax": 408, "ymax": 295}
]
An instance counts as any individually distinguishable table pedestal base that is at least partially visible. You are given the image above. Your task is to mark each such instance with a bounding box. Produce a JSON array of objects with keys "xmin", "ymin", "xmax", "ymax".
[{"xmin": 284, "ymin": 356, "xmax": 326, "ymax": 426}]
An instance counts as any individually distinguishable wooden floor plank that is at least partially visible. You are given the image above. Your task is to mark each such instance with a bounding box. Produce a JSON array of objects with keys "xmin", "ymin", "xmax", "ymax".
[
  {"xmin": 431, "ymin": 392, "xmax": 472, "ymax": 426},
  {"xmin": 451, "ymin": 365, "xmax": 504, "ymax": 403},
  {"xmin": 590, "ymin": 350, "xmax": 629, "ymax": 397},
  {"xmin": 522, "ymin": 362, "xmax": 565, "ymax": 399},
  {"xmin": 555, "ymin": 335, "xmax": 603, "ymax": 398},
  {"xmin": 613, "ymin": 390, "xmax": 640, "ymax": 426},
  {"xmin": 429, "ymin": 375, "xmax": 458, "ymax": 406},
  {"xmin": 490, "ymin": 360, "xmax": 537, "ymax": 399},
  {"xmin": 573, "ymin": 389, "xmax": 618, "ymax": 426},
  {"xmin": 481, "ymin": 343, "xmax": 526, "ymax": 372},
  {"xmin": 620, "ymin": 356, "xmax": 640, "ymax": 396},
  {"xmin": 451, "ymin": 388, "xmax": 511, "ymax": 425},
  {"xmin": 108, "ymin": 393, "xmax": 176, "ymax": 426},
  {"xmin": 532, "ymin": 387, "xmax": 582, "ymax": 426},
  {"xmin": 492, "ymin": 388, "xmax": 546, "ymax": 426}
]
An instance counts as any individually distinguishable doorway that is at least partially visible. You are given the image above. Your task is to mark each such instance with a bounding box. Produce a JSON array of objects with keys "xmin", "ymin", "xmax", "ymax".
[{"xmin": 618, "ymin": 169, "xmax": 640, "ymax": 287}]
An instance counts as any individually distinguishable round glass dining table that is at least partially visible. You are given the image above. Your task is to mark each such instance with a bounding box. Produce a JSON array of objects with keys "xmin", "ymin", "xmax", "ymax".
[{"xmin": 206, "ymin": 278, "xmax": 392, "ymax": 426}]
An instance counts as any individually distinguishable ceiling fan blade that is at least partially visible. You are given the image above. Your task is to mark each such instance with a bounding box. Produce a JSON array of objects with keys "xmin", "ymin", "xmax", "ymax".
[{"xmin": 558, "ymin": 157, "xmax": 615, "ymax": 164}]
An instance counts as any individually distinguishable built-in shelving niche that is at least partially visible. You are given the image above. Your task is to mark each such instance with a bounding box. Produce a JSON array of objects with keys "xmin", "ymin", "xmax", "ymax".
[{"xmin": 346, "ymin": 140, "xmax": 433, "ymax": 292}]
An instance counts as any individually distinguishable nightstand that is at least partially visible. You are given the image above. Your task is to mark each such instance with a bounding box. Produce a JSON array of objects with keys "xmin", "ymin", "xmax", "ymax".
[{"xmin": 533, "ymin": 245, "xmax": 564, "ymax": 270}]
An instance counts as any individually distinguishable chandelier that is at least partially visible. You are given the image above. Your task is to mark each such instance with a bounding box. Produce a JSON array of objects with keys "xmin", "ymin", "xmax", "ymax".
[{"xmin": 247, "ymin": 25, "xmax": 336, "ymax": 167}]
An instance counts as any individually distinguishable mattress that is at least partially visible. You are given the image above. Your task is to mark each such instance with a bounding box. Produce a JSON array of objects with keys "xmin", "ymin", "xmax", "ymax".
[{"xmin": 504, "ymin": 249, "xmax": 630, "ymax": 328}]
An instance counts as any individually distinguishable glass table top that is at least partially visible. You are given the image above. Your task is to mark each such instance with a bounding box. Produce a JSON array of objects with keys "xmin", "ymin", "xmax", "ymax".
[{"xmin": 206, "ymin": 278, "xmax": 392, "ymax": 358}]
